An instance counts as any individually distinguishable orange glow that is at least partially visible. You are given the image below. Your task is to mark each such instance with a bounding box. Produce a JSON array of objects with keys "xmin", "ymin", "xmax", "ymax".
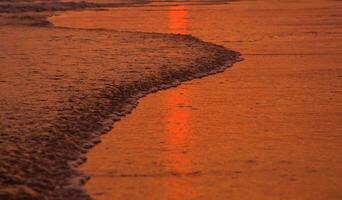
[
  {"xmin": 165, "ymin": 7, "xmax": 195, "ymax": 198},
  {"xmin": 168, "ymin": 6, "xmax": 188, "ymax": 34},
  {"xmin": 165, "ymin": 88, "xmax": 195, "ymax": 199},
  {"xmin": 164, "ymin": 81, "xmax": 198, "ymax": 200},
  {"xmin": 165, "ymin": 90, "xmax": 192, "ymax": 148}
]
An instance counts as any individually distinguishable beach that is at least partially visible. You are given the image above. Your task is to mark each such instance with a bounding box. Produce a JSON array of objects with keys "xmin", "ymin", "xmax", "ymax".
[
  {"xmin": 1, "ymin": 0, "xmax": 342, "ymax": 199},
  {"xmin": 51, "ymin": 0, "xmax": 342, "ymax": 199},
  {"xmin": 0, "ymin": 1, "xmax": 239, "ymax": 199}
]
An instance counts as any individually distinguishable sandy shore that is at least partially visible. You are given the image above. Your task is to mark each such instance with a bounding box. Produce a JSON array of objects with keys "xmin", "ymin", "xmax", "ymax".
[
  {"xmin": 0, "ymin": 1, "xmax": 239, "ymax": 199},
  {"xmin": 50, "ymin": 0, "xmax": 342, "ymax": 199}
]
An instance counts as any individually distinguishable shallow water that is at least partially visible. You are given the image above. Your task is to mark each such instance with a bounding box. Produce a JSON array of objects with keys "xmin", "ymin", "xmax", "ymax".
[{"xmin": 51, "ymin": 0, "xmax": 342, "ymax": 199}]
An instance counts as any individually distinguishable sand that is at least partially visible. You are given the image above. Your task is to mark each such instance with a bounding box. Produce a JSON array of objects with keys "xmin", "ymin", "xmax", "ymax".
[{"xmin": 0, "ymin": 1, "xmax": 239, "ymax": 199}]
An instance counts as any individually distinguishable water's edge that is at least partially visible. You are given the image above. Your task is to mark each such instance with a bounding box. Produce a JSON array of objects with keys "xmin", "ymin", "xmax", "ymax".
[
  {"xmin": 0, "ymin": 3, "xmax": 241, "ymax": 199},
  {"xmin": 59, "ymin": 27, "xmax": 241, "ymax": 197},
  {"xmin": 68, "ymin": 53, "xmax": 241, "ymax": 199}
]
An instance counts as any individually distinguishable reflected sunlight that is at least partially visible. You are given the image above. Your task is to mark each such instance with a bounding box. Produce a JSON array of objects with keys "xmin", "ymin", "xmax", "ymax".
[
  {"xmin": 168, "ymin": 6, "xmax": 188, "ymax": 34},
  {"xmin": 165, "ymin": 8, "xmax": 195, "ymax": 199},
  {"xmin": 165, "ymin": 88, "xmax": 195, "ymax": 199}
]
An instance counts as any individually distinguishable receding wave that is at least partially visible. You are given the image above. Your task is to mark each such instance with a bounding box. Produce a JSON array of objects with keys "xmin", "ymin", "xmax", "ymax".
[{"xmin": 0, "ymin": 1, "xmax": 239, "ymax": 199}]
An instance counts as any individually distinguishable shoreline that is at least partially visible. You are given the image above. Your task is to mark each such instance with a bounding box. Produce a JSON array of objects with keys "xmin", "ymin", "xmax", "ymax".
[
  {"xmin": 0, "ymin": 1, "xmax": 241, "ymax": 199},
  {"xmin": 66, "ymin": 54, "xmax": 241, "ymax": 198},
  {"xmin": 69, "ymin": 1, "xmax": 342, "ymax": 199}
]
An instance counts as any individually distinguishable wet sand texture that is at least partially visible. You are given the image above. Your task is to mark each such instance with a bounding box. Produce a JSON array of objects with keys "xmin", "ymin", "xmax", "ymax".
[
  {"xmin": 0, "ymin": 24, "xmax": 238, "ymax": 199},
  {"xmin": 51, "ymin": 0, "xmax": 342, "ymax": 199}
]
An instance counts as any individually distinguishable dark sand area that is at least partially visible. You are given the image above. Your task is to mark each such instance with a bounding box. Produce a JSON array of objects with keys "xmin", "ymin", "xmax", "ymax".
[{"xmin": 0, "ymin": 1, "xmax": 239, "ymax": 199}]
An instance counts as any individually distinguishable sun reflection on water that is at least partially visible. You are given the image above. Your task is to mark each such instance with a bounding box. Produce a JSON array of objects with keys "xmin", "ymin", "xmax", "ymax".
[
  {"xmin": 168, "ymin": 6, "xmax": 188, "ymax": 34},
  {"xmin": 165, "ymin": 88, "xmax": 195, "ymax": 199},
  {"xmin": 165, "ymin": 7, "xmax": 195, "ymax": 199}
]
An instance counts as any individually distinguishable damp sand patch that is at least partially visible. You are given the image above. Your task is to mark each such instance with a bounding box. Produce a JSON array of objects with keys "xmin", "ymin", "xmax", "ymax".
[{"xmin": 0, "ymin": 24, "xmax": 239, "ymax": 199}]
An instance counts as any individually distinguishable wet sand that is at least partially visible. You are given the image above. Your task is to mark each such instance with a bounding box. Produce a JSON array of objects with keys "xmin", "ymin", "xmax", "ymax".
[
  {"xmin": 51, "ymin": 0, "xmax": 342, "ymax": 199},
  {"xmin": 0, "ymin": 1, "xmax": 239, "ymax": 199}
]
